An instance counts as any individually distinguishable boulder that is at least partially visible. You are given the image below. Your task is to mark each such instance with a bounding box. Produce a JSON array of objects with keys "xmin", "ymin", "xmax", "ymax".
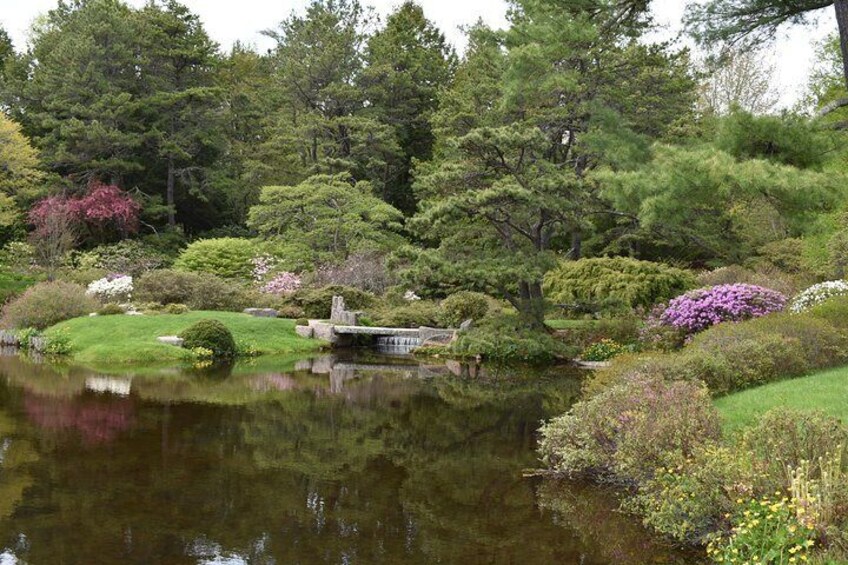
[
  {"xmin": 157, "ymin": 336, "xmax": 184, "ymax": 347},
  {"xmin": 244, "ymin": 308, "xmax": 278, "ymax": 318},
  {"xmin": 295, "ymin": 325, "xmax": 314, "ymax": 338}
]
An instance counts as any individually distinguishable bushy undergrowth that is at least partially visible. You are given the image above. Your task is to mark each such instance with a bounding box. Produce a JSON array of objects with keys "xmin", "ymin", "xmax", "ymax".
[
  {"xmin": 287, "ymin": 285, "xmax": 376, "ymax": 319},
  {"xmin": 1, "ymin": 281, "xmax": 97, "ymax": 329},
  {"xmin": 135, "ymin": 269, "xmax": 256, "ymax": 311},
  {"xmin": 372, "ymin": 300, "xmax": 441, "ymax": 328},
  {"xmin": 544, "ymin": 257, "xmax": 696, "ymax": 312},
  {"xmin": 539, "ymin": 375, "xmax": 721, "ymax": 483}
]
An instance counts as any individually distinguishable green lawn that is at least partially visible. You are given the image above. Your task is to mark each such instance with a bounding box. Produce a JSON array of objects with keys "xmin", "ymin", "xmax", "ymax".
[
  {"xmin": 46, "ymin": 311, "xmax": 324, "ymax": 368},
  {"xmin": 715, "ymin": 365, "xmax": 848, "ymax": 433}
]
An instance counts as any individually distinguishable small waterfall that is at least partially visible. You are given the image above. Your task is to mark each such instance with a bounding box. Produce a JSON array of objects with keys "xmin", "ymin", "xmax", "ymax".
[{"xmin": 375, "ymin": 335, "xmax": 421, "ymax": 354}]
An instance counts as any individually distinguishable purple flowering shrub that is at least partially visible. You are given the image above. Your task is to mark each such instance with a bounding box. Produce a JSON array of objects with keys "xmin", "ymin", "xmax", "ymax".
[{"xmin": 657, "ymin": 284, "xmax": 787, "ymax": 335}]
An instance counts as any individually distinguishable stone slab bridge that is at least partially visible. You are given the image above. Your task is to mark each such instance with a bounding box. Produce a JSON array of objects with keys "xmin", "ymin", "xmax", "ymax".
[{"xmin": 295, "ymin": 296, "xmax": 457, "ymax": 348}]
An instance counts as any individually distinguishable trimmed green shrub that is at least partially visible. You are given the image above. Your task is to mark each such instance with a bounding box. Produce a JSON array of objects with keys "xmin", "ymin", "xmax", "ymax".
[
  {"xmin": 135, "ymin": 270, "xmax": 251, "ymax": 311},
  {"xmin": 277, "ymin": 305, "xmax": 306, "ymax": 319},
  {"xmin": 289, "ymin": 285, "xmax": 376, "ymax": 319},
  {"xmin": 544, "ymin": 257, "xmax": 696, "ymax": 312},
  {"xmin": 173, "ymin": 238, "xmax": 257, "ymax": 279},
  {"xmin": 178, "ymin": 319, "xmax": 237, "ymax": 359},
  {"xmin": 1, "ymin": 281, "xmax": 98, "ymax": 330},
  {"xmin": 373, "ymin": 300, "xmax": 441, "ymax": 328},
  {"xmin": 439, "ymin": 291, "xmax": 490, "ymax": 327},
  {"xmin": 98, "ymin": 303, "xmax": 125, "ymax": 316},
  {"xmin": 295, "ymin": 318, "xmax": 309, "ymax": 327}
]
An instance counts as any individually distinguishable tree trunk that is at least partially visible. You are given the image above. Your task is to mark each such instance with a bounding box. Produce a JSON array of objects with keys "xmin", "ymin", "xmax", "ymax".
[
  {"xmin": 166, "ymin": 157, "xmax": 176, "ymax": 228},
  {"xmin": 568, "ymin": 230, "xmax": 582, "ymax": 260},
  {"xmin": 835, "ymin": 0, "xmax": 848, "ymax": 90},
  {"xmin": 516, "ymin": 280, "xmax": 547, "ymax": 329}
]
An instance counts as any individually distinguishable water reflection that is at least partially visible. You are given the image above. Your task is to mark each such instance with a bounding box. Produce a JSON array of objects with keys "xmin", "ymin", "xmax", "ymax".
[{"xmin": 0, "ymin": 353, "xmax": 695, "ymax": 564}]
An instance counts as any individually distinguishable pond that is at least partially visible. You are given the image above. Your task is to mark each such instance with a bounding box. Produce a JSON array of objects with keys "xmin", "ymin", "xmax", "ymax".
[{"xmin": 0, "ymin": 351, "xmax": 696, "ymax": 564}]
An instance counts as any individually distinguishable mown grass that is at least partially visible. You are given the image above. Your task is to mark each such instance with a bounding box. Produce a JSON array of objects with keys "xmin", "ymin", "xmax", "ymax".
[
  {"xmin": 46, "ymin": 311, "xmax": 324, "ymax": 367},
  {"xmin": 715, "ymin": 365, "xmax": 848, "ymax": 433}
]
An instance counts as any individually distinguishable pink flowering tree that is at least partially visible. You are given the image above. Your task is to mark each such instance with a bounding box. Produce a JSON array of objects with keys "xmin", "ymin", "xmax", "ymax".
[{"xmin": 261, "ymin": 272, "xmax": 302, "ymax": 295}]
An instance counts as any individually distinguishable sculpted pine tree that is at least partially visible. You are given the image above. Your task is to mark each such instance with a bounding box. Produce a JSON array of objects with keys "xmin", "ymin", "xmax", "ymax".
[{"xmin": 410, "ymin": 2, "xmax": 695, "ymax": 326}]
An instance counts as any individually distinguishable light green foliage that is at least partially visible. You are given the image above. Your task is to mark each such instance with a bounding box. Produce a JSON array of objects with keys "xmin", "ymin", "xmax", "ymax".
[
  {"xmin": 178, "ymin": 319, "xmax": 237, "ymax": 359},
  {"xmin": 173, "ymin": 238, "xmax": 257, "ymax": 279},
  {"xmin": 599, "ymin": 144, "xmax": 843, "ymax": 264},
  {"xmin": 439, "ymin": 291, "xmax": 490, "ymax": 327},
  {"xmin": 580, "ymin": 339, "xmax": 628, "ymax": 362},
  {"xmin": 248, "ymin": 174, "xmax": 404, "ymax": 260},
  {"xmin": 543, "ymin": 257, "xmax": 696, "ymax": 311},
  {"xmin": 0, "ymin": 281, "xmax": 97, "ymax": 329},
  {"xmin": 0, "ymin": 114, "xmax": 45, "ymax": 205}
]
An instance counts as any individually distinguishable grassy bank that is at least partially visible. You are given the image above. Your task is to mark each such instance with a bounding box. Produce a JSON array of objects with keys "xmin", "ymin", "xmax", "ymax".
[
  {"xmin": 715, "ymin": 364, "xmax": 848, "ymax": 433},
  {"xmin": 46, "ymin": 311, "xmax": 324, "ymax": 367}
]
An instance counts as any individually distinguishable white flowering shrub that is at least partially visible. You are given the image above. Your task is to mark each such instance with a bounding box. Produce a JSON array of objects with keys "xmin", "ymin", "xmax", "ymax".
[
  {"xmin": 86, "ymin": 275, "xmax": 133, "ymax": 303},
  {"xmin": 403, "ymin": 290, "xmax": 421, "ymax": 301},
  {"xmin": 789, "ymin": 280, "xmax": 848, "ymax": 313}
]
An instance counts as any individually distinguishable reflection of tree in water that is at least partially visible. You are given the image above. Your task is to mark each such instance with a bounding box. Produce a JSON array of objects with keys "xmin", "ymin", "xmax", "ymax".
[
  {"xmin": 0, "ymin": 358, "xmax": 691, "ymax": 564},
  {"xmin": 22, "ymin": 391, "xmax": 135, "ymax": 445},
  {"xmin": 0, "ymin": 392, "xmax": 39, "ymax": 558}
]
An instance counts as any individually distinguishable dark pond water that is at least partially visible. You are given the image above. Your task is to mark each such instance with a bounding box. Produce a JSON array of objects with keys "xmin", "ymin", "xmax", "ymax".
[{"xmin": 0, "ymin": 350, "xmax": 695, "ymax": 564}]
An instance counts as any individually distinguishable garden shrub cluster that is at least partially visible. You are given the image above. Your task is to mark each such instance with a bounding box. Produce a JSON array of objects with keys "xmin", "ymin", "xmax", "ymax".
[
  {"xmin": 543, "ymin": 257, "xmax": 696, "ymax": 312},
  {"xmin": 0, "ymin": 281, "xmax": 98, "ymax": 330},
  {"xmin": 134, "ymin": 269, "xmax": 257, "ymax": 311},
  {"xmin": 286, "ymin": 285, "xmax": 376, "ymax": 319},
  {"xmin": 178, "ymin": 319, "xmax": 237, "ymax": 359},
  {"xmin": 591, "ymin": 312, "xmax": 848, "ymax": 397}
]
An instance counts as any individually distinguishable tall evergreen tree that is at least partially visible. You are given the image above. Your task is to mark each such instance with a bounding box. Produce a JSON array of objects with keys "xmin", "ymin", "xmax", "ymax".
[
  {"xmin": 136, "ymin": 0, "xmax": 225, "ymax": 228},
  {"xmin": 360, "ymin": 2, "xmax": 456, "ymax": 214},
  {"xmin": 260, "ymin": 0, "xmax": 400, "ymax": 197},
  {"xmin": 7, "ymin": 0, "xmax": 145, "ymax": 185}
]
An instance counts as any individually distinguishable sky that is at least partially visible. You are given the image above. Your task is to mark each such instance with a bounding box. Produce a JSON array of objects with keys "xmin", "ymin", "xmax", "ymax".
[{"xmin": 0, "ymin": 0, "xmax": 836, "ymax": 108}]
